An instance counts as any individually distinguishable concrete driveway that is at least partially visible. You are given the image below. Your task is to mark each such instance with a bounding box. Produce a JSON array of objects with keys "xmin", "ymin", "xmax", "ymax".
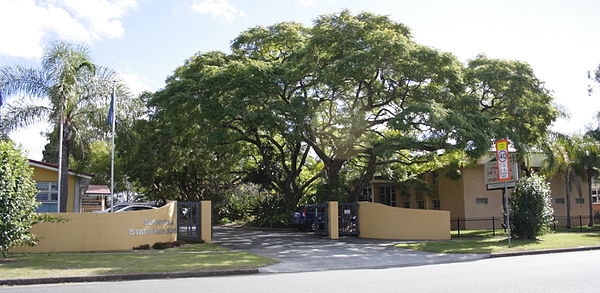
[{"xmin": 213, "ymin": 226, "xmax": 487, "ymax": 273}]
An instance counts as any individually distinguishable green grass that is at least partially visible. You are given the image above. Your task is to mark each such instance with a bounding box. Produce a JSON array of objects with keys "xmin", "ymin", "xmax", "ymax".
[
  {"xmin": 0, "ymin": 243, "xmax": 276, "ymax": 280},
  {"xmin": 397, "ymin": 231, "xmax": 600, "ymax": 254}
]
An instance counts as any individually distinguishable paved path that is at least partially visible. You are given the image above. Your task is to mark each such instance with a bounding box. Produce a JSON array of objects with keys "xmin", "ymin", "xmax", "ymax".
[{"xmin": 213, "ymin": 226, "xmax": 486, "ymax": 273}]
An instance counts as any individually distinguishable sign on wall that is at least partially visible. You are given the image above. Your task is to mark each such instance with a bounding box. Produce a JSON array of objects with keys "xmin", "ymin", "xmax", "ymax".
[{"xmin": 484, "ymin": 161, "xmax": 518, "ymax": 190}]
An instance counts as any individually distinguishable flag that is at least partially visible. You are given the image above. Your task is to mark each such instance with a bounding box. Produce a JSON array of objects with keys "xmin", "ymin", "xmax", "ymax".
[{"xmin": 107, "ymin": 91, "xmax": 114, "ymax": 126}]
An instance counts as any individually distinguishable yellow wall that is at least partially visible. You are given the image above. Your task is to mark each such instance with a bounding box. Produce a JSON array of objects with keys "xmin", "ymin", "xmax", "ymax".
[
  {"xmin": 358, "ymin": 201, "xmax": 450, "ymax": 240},
  {"xmin": 12, "ymin": 202, "xmax": 178, "ymax": 253},
  {"xmin": 31, "ymin": 166, "xmax": 78, "ymax": 212}
]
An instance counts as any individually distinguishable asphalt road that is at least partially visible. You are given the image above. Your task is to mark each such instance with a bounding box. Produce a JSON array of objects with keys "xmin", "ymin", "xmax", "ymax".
[
  {"xmin": 6, "ymin": 250, "xmax": 600, "ymax": 293},
  {"xmin": 212, "ymin": 227, "xmax": 485, "ymax": 272}
]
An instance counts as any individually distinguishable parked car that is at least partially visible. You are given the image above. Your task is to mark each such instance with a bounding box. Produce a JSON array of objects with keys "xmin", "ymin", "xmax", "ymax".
[
  {"xmin": 114, "ymin": 205, "xmax": 157, "ymax": 212},
  {"xmin": 291, "ymin": 205, "xmax": 316, "ymax": 231},
  {"xmin": 94, "ymin": 203, "xmax": 156, "ymax": 213}
]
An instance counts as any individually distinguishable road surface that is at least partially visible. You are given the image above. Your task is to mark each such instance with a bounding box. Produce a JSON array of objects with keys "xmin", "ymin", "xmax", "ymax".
[{"xmin": 5, "ymin": 250, "xmax": 599, "ymax": 293}]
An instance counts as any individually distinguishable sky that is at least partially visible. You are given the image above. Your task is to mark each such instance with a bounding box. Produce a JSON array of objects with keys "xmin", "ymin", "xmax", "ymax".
[{"xmin": 1, "ymin": 0, "xmax": 599, "ymax": 160}]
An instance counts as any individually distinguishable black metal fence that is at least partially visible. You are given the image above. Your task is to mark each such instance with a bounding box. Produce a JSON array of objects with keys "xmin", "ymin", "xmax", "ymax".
[{"xmin": 452, "ymin": 215, "xmax": 600, "ymax": 237}]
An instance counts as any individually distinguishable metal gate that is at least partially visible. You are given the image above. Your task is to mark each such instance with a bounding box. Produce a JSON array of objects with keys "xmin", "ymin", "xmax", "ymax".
[
  {"xmin": 177, "ymin": 201, "xmax": 201, "ymax": 241},
  {"xmin": 339, "ymin": 202, "xmax": 359, "ymax": 236},
  {"xmin": 313, "ymin": 203, "xmax": 328, "ymax": 236}
]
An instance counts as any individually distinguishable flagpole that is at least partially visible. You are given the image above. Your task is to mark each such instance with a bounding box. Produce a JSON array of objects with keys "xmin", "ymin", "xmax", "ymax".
[{"xmin": 110, "ymin": 81, "xmax": 116, "ymax": 212}]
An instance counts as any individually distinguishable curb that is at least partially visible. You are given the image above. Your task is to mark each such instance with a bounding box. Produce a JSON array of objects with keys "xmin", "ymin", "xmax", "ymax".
[
  {"xmin": 489, "ymin": 245, "xmax": 600, "ymax": 258},
  {"xmin": 0, "ymin": 268, "xmax": 259, "ymax": 286}
]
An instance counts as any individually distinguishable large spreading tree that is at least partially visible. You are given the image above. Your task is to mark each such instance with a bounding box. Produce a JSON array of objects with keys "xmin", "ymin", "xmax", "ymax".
[{"xmin": 132, "ymin": 11, "xmax": 558, "ymax": 215}]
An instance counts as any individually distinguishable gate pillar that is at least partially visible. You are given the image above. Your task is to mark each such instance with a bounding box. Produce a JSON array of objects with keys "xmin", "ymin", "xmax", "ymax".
[
  {"xmin": 328, "ymin": 201, "xmax": 339, "ymax": 240},
  {"xmin": 201, "ymin": 201, "xmax": 212, "ymax": 243}
]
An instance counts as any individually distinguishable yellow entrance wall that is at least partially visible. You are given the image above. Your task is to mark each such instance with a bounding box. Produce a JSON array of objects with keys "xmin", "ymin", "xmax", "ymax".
[
  {"xmin": 358, "ymin": 201, "xmax": 450, "ymax": 240},
  {"xmin": 32, "ymin": 166, "xmax": 77, "ymax": 212},
  {"xmin": 12, "ymin": 202, "xmax": 177, "ymax": 253}
]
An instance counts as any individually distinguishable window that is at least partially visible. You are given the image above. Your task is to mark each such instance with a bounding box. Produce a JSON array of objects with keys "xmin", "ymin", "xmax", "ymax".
[
  {"xmin": 432, "ymin": 172, "xmax": 439, "ymax": 185},
  {"xmin": 403, "ymin": 201, "xmax": 410, "ymax": 208},
  {"xmin": 593, "ymin": 196, "xmax": 598, "ymax": 204},
  {"xmin": 476, "ymin": 198, "xmax": 488, "ymax": 205},
  {"xmin": 379, "ymin": 186, "xmax": 396, "ymax": 207},
  {"xmin": 360, "ymin": 187, "xmax": 373, "ymax": 202},
  {"xmin": 432, "ymin": 199, "xmax": 441, "ymax": 210},
  {"xmin": 555, "ymin": 198, "xmax": 565, "ymax": 204},
  {"xmin": 576, "ymin": 198, "xmax": 585, "ymax": 204},
  {"xmin": 418, "ymin": 200, "xmax": 425, "ymax": 209},
  {"xmin": 36, "ymin": 182, "xmax": 58, "ymax": 213}
]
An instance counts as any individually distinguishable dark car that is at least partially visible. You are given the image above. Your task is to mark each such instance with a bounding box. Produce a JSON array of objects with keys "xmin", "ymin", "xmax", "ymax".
[{"xmin": 291, "ymin": 205, "xmax": 316, "ymax": 231}]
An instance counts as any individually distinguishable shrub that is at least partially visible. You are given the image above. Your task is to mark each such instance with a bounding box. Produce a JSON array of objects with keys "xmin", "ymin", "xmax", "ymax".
[
  {"xmin": 510, "ymin": 174, "xmax": 554, "ymax": 239},
  {"xmin": 0, "ymin": 141, "xmax": 40, "ymax": 257},
  {"xmin": 151, "ymin": 241, "xmax": 183, "ymax": 250},
  {"xmin": 133, "ymin": 244, "xmax": 151, "ymax": 250}
]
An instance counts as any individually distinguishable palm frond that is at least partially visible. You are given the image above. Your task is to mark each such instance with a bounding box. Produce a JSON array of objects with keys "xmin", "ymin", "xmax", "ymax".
[
  {"xmin": 0, "ymin": 66, "xmax": 50, "ymax": 98},
  {"xmin": 2, "ymin": 99, "xmax": 51, "ymax": 132}
]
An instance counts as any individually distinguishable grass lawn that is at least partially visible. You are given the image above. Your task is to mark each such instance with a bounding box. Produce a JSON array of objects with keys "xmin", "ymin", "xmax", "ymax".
[
  {"xmin": 0, "ymin": 243, "xmax": 276, "ymax": 280},
  {"xmin": 397, "ymin": 231, "xmax": 600, "ymax": 254}
]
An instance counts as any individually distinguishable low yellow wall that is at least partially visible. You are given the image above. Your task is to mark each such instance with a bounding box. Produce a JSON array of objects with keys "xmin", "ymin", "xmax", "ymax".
[
  {"xmin": 358, "ymin": 201, "xmax": 450, "ymax": 240},
  {"xmin": 12, "ymin": 202, "xmax": 178, "ymax": 253}
]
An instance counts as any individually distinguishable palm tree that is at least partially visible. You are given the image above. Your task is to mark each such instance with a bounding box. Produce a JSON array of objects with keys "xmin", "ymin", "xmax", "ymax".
[
  {"xmin": 573, "ymin": 135, "xmax": 600, "ymax": 226},
  {"xmin": 0, "ymin": 41, "xmax": 119, "ymax": 212},
  {"xmin": 543, "ymin": 133, "xmax": 583, "ymax": 228}
]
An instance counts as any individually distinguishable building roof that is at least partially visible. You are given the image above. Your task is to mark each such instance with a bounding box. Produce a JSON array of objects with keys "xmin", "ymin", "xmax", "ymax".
[
  {"xmin": 28, "ymin": 159, "xmax": 94, "ymax": 180},
  {"xmin": 85, "ymin": 185, "xmax": 110, "ymax": 195}
]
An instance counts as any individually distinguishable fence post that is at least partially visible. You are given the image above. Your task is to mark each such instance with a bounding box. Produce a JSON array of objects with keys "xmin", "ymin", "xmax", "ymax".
[
  {"xmin": 457, "ymin": 217, "xmax": 461, "ymax": 238},
  {"xmin": 492, "ymin": 216, "xmax": 496, "ymax": 236},
  {"xmin": 580, "ymin": 215, "xmax": 583, "ymax": 233},
  {"xmin": 327, "ymin": 201, "xmax": 339, "ymax": 240},
  {"xmin": 200, "ymin": 201, "xmax": 212, "ymax": 243}
]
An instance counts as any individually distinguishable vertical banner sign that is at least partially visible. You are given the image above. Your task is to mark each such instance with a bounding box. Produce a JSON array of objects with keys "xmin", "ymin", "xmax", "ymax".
[{"xmin": 495, "ymin": 139, "xmax": 511, "ymax": 181}]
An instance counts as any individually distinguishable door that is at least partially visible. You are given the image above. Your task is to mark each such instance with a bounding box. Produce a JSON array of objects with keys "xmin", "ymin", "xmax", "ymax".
[{"xmin": 379, "ymin": 186, "xmax": 396, "ymax": 207}]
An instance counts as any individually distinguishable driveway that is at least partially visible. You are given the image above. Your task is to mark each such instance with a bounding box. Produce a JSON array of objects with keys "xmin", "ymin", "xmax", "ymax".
[{"xmin": 213, "ymin": 226, "xmax": 487, "ymax": 273}]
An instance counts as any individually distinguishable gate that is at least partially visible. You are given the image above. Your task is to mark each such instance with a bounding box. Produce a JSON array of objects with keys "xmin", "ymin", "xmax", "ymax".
[
  {"xmin": 339, "ymin": 202, "xmax": 359, "ymax": 236},
  {"xmin": 312, "ymin": 202, "xmax": 359, "ymax": 237},
  {"xmin": 177, "ymin": 201, "xmax": 201, "ymax": 241},
  {"xmin": 313, "ymin": 203, "xmax": 328, "ymax": 236}
]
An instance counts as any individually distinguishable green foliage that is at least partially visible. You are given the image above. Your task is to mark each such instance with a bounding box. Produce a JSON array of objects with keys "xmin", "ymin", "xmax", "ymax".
[
  {"xmin": 249, "ymin": 194, "xmax": 290, "ymax": 228},
  {"xmin": 0, "ymin": 141, "xmax": 40, "ymax": 256},
  {"xmin": 510, "ymin": 174, "xmax": 554, "ymax": 239},
  {"xmin": 1, "ymin": 41, "xmax": 132, "ymax": 210},
  {"xmin": 127, "ymin": 10, "xmax": 558, "ymax": 221}
]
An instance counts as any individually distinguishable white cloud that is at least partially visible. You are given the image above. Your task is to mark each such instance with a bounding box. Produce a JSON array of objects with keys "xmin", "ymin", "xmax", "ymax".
[
  {"xmin": 0, "ymin": 0, "xmax": 138, "ymax": 59},
  {"xmin": 118, "ymin": 72, "xmax": 153, "ymax": 95},
  {"xmin": 299, "ymin": 0, "xmax": 316, "ymax": 7},
  {"xmin": 190, "ymin": 0, "xmax": 245, "ymax": 23}
]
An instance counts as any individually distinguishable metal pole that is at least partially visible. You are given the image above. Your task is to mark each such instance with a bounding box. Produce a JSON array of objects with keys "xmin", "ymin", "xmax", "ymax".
[
  {"xmin": 505, "ymin": 181, "xmax": 511, "ymax": 247},
  {"xmin": 457, "ymin": 217, "xmax": 461, "ymax": 237},
  {"xmin": 492, "ymin": 216, "xmax": 496, "ymax": 236},
  {"xmin": 57, "ymin": 108, "xmax": 64, "ymax": 213},
  {"xmin": 110, "ymin": 81, "xmax": 116, "ymax": 212}
]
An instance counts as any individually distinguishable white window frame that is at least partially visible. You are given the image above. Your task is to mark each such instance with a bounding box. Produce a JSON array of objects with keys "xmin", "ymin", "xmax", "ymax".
[{"xmin": 36, "ymin": 181, "xmax": 59, "ymax": 213}]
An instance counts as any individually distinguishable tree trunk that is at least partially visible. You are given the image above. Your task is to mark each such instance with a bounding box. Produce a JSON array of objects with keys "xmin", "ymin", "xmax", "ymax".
[
  {"xmin": 325, "ymin": 158, "xmax": 346, "ymax": 201},
  {"xmin": 59, "ymin": 123, "xmax": 70, "ymax": 213},
  {"xmin": 350, "ymin": 153, "xmax": 377, "ymax": 202},
  {"xmin": 565, "ymin": 172, "xmax": 572, "ymax": 228}
]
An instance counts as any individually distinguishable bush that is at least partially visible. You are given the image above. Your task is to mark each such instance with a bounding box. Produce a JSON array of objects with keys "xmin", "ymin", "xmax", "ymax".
[
  {"xmin": 133, "ymin": 244, "xmax": 150, "ymax": 250},
  {"xmin": 510, "ymin": 174, "xmax": 554, "ymax": 239},
  {"xmin": 151, "ymin": 241, "xmax": 183, "ymax": 250},
  {"xmin": 0, "ymin": 141, "xmax": 41, "ymax": 257}
]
